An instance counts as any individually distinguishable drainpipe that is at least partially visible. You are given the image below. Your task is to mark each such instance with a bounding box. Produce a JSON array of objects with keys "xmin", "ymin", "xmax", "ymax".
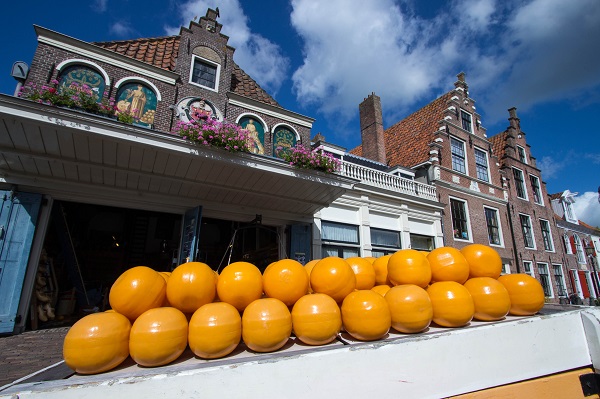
[{"xmin": 506, "ymin": 203, "xmax": 521, "ymax": 273}]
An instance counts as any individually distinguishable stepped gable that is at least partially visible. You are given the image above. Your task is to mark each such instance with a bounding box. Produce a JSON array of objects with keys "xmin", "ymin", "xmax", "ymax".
[
  {"xmin": 351, "ymin": 92, "xmax": 453, "ymax": 168},
  {"xmin": 95, "ymin": 36, "xmax": 280, "ymax": 107},
  {"xmin": 489, "ymin": 131, "xmax": 508, "ymax": 163},
  {"xmin": 93, "ymin": 36, "xmax": 180, "ymax": 72},
  {"xmin": 231, "ymin": 64, "xmax": 280, "ymax": 107}
]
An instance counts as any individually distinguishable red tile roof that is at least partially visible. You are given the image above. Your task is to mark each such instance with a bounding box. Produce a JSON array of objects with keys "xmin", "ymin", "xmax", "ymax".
[
  {"xmin": 489, "ymin": 131, "xmax": 508, "ymax": 163},
  {"xmin": 94, "ymin": 36, "xmax": 180, "ymax": 71},
  {"xmin": 94, "ymin": 36, "xmax": 280, "ymax": 106},
  {"xmin": 231, "ymin": 64, "xmax": 280, "ymax": 106},
  {"xmin": 351, "ymin": 92, "xmax": 453, "ymax": 168}
]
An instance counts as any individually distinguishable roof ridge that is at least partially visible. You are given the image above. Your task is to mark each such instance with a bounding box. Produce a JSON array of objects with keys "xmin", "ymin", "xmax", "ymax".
[{"xmin": 93, "ymin": 35, "xmax": 180, "ymax": 46}]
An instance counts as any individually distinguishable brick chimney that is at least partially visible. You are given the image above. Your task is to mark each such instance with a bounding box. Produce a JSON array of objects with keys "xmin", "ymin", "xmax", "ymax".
[{"xmin": 359, "ymin": 93, "xmax": 386, "ymax": 164}]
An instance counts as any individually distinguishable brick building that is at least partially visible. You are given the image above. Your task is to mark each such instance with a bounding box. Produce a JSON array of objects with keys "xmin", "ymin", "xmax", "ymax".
[
  {"xmin": 490, "ymin": 109, "xmax": 568, "ymax": 302},
  {"xmin": 353, "ymin": 73, "xmax": 514, "ymax": 272}
]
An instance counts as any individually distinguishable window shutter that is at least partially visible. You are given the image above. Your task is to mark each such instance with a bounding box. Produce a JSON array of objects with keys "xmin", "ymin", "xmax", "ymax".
[{"xmin": 570, "ymin": 235, "xmax": 577, "ymax": 254}]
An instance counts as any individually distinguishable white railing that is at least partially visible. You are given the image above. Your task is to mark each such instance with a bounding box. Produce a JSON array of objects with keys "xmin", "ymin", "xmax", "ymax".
[{"xmin": 339, "ymin": 161, "xmax": 437, "ymax": 201}]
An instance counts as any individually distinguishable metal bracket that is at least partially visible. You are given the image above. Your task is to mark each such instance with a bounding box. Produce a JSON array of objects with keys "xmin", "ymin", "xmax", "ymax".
[{"xmin": 580, "ymin": 373, "xmax": 600, "ymax": 396}]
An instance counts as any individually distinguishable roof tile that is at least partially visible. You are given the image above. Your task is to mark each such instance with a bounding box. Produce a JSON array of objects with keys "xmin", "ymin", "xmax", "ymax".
[
  {"xmin": 351, "ymin": 92, "xmax": 453, "ymax": 168},
  {"xmin": 93, "ymin": 36, "xmax": 180, "ymax": 72}
]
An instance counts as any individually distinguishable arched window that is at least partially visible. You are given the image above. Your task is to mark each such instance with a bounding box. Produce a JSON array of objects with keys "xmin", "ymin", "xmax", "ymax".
[
  {"xmin": 57, "ymin": 64, "xmax": 106, "ymax": 101},
  {"xmin": 115, "ymin": 82, "xmax": 157, "ymax": 127},
  {"xmin": 239, "ymin": 116, "xmax": 265, "ymax": 155},
  {"xmin": 272, "ymin": 125, "xmax": 298, "ymax": 158}
]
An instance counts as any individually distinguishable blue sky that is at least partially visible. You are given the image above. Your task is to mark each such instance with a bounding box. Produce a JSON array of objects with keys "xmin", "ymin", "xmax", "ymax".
[{"xmin": 1, "ymin": 0, "xmax": 599, "ymax": 226}]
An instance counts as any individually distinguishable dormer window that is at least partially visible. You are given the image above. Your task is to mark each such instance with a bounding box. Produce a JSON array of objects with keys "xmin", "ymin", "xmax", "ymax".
[
  {"xmin": 564, "ymin": 201, "xmax": 576, "ymax": 222},
  {"xmin": 461, "ymin": 111, "xmax": 473, "ymax": 133}
]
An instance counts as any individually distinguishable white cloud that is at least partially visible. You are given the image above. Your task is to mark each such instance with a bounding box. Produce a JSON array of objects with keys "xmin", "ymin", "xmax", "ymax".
[
  {"xmin": 535, "ymin": 155, "xmax": 567, "ymax": 180},
  {"xmin": 290, "ymin": 0, "xmax": 458, "ymax": 128},
  {"xmin": 109, "ymin": 21, "xmax": 136, "ymax": 37},
  {"xmin": 164, "ymin": 0, "xmax": 289, "ymax": 95},
  {"xmin": 479, "ymin": 0, "xmax": 600, "ymax": 122},
  {"xmin": 287, "ymin": 0, "xmax": 600, "ymax": 137},
  {"xmin": 573, "ymin": 191, "xmax": 600, "ymax": 228}
]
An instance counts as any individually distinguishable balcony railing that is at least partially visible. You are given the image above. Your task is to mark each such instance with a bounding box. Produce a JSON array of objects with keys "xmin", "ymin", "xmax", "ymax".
[{"xmin": 339, "ymin": 161, "xmax": 437, "ymax": 201}]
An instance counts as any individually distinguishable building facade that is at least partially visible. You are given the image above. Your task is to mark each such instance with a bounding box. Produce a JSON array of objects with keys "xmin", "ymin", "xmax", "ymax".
[
  {"xmin": 490, "ymin": 109, "xmax": 567, "ymax": 302},
  {"xmin": 0, "ymin": 9, "xmax": 442, "ymax": 334},
  {"xmin": 550, "ymin": 191, "xmax": 600, "ymax": 303},
  {"xmin": 353, "ymin": 74, "xmax": 515, "ymax": 273}
]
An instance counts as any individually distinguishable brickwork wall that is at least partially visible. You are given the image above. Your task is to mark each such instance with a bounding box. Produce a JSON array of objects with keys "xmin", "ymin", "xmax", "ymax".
[
  {"xmin": 437, "ymin": 186, "xmax": 515, "ymax": 264},
  {"xmin": 495, "ymin": 109, "xmax": 570, "ymax": 303},
  {"xmin": 23, "ymin": 13, "xmax": 309, "ymax": 146}
]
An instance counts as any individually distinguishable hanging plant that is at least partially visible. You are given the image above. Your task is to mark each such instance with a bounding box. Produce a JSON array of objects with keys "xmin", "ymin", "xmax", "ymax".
[
  {"xmin": 172, "ymin": 119, "xmax": 250, "ymax": 153},
  {"xmin": 280, "ymin": 145, "xmax": 341, "ymax": 173}
]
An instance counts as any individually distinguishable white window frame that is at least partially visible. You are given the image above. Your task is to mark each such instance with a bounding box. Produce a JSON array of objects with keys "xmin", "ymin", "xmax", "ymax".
[
  {"xmin": 321, "ymin": 220, "xmax": 360, "ymax": 258},
  {"xmin": 529, "ymin": 175, "xmax": 543, "ymax": 205},
  {"xmin": 539, "ymin": 218, "xmax": 554, "ymax": 252},
  {"xmin": 460, "ymin": 110, "xmax": 473, "ymax": 133},
  {"xmin": 522, "ymin": 260, "xmax": 535, "ymax": 277},
  {"xmin": 501, "ymin": 263, "xmax": 511, "ymax": 275},
  {"xmin": 410, "ymin": 234, "xmax": 435, "ymax": 251},
  {"xmin": 519, "ymin": 213, "xmax": 536, "ymax": 249},
  {"xmin": 516, "ymin": 145, "xmax": 528, "ymax": 164},
  {"xmin": 537, "ymin": 262, "xmax": 554, "ymax": 298},
  {"xmin": 564, "ymin": 234, "xmax": 573, "ymax": 254},
  {"xmin": 483, "ymin": 206, "xmax": 504, "ymax": 247},
  {"xmin": 512, "ymin": 167, "xmax": 528, "ymax": 200},
  {"xmin": 450, "ymin": 136, "xmax": 468, "ymax": 175},
  {"xmin": 574, "ymin": 234, "xmax": 586, "ymax": 264},
  {"xmin": 370, "ymin": 227, "xmax": 401, "ymax": 257},
  {"xmin": 449, "ymin": 196, "xmax": 472, "ymax": 242},
  {"xmin": 474, "ymin": 147, "xmax": 490, "ymax": 182},
  {"xmin": 564, "ymin": 201, "xmax": 577, "ymax": 223},
  {"xmin": 553, "ymin": 264, "xmax": 567, "ymax": 297},
  {"xmin": 189, "ymin": 55, "xmax": 221, "ymax": 92}
]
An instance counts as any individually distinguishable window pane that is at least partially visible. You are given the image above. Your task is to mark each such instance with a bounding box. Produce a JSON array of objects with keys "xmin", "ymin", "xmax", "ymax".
[
  {"xmin": 523, "ymin": 261, "xmax": 533, "ymax": 276},
  {"xmin": 484, "ymin": 208, "xmax": 501, "ymax": 245},
  {"xmin": 513, "ymin": 168, "xmax": 526, "ymax": 199},
  {"xmin": 517, "ymin": 146, "xmax": 527, "ymax": 163},
  {"xmin": 342, "ymin": 247, "xmax": 360, "ymax": 258},
  {"xmin": 461, "ymin": 111, "xmax": 472, "ymax": 132},
  {"xmin": 410, "ymin": 234, "xmax": 434, "ymax": 251},
  {"xmin": 451, "ymin": 138, "xmax": 466, "ymax": 174},
  {"xmin": 371, "ymin": 228, "xmax": 400, "ymax": 248},
  {"xmin": 537, "ymin": 264, "xmax": 551, "ymax": 296},
  {"xmin": 192, "ymin": 59, "xmax": 217, "ymax": 89},
  {"xmin": 451, "ymin": 199, "xmax": 469, "ymax": 240},
  {"xmin": 530, "ymin": 175, "xmax": 542, "ymax": 204},
  {"xmin": 322, "ymin": 246, "xmax": 339, "ymax": 257},
  {"xmin": 475, "ymin": 148, "xmax": 489, "ymax": 182},
  {"xmin": 322, "ymin": 221, "xmax": 359, "ymax": 244},
  {"xmin": 553, "ymin": 264, "xmax": 566, "ymax": 296},
  {"xmin": 540, "ymin": 220, "xmax": 553, "ymax": 251},
  {"xmin": 520, "ymin": 214, "xmax": 534, "ymax": 248}
]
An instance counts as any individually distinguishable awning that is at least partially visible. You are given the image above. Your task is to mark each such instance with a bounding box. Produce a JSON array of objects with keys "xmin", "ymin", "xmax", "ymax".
[{"xmin": 0, "ymin": 95, "xmax": 356, "ymax": 223}]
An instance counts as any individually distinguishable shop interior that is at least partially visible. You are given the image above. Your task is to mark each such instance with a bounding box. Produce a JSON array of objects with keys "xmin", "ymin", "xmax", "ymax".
[{"xmin": 30, "ymin": 200, "xmax": 280, "ymax": 331}]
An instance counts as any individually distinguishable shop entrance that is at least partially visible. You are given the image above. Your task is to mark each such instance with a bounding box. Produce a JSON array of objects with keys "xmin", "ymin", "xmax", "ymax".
[
  {"xmin": 31, "ymin": 202, "xmax": 281, "ymax": 331},
  {"xmin": 32, "ymin": 200, "xmax": 182, "ymax": 330}
]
